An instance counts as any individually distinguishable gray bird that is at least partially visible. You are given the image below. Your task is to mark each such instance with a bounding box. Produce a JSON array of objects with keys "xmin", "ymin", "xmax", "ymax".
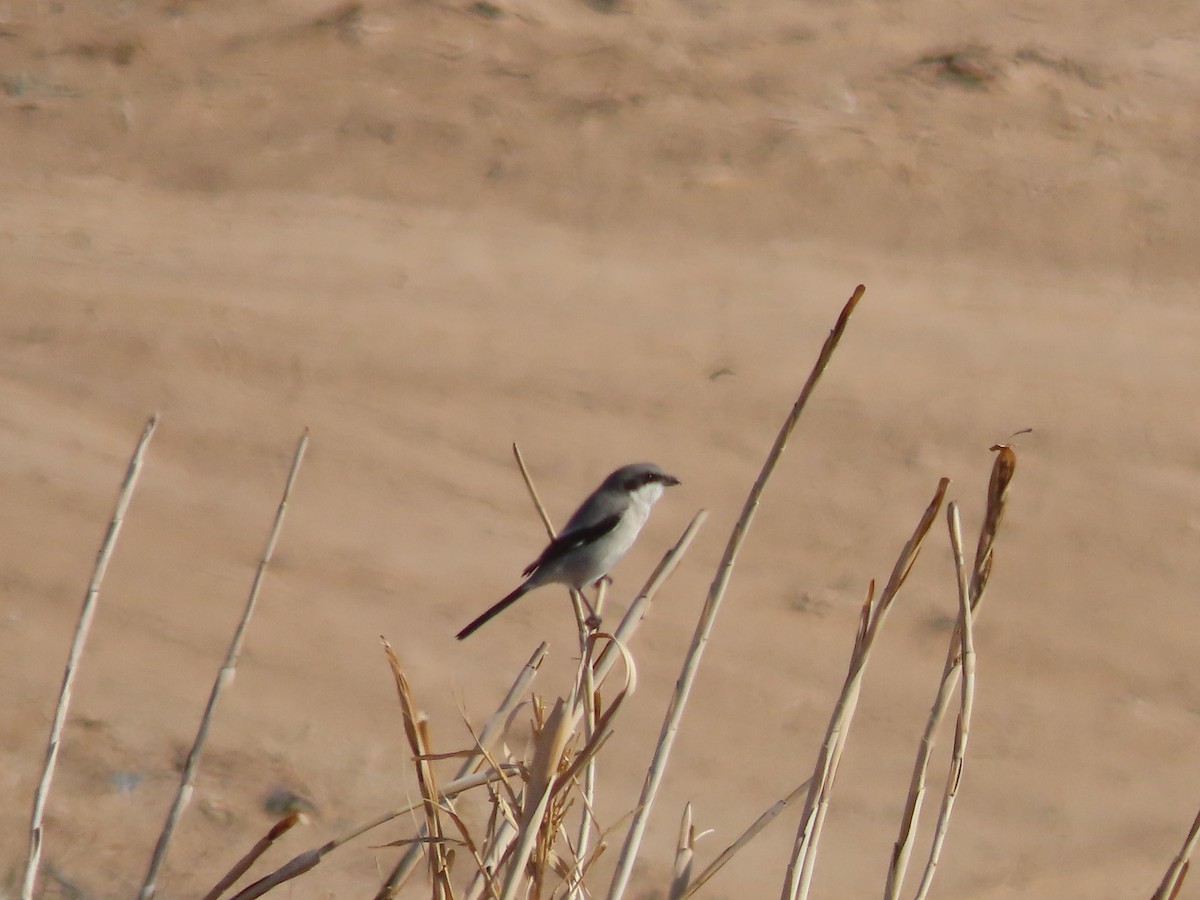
[{"xmin": 456, "ymin": 462, "xmax": 680, "ymax": 640}]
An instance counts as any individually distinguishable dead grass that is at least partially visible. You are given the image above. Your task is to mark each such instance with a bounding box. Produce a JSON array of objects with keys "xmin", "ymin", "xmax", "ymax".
[{"xmin": 27, "ymin": 285, "xmax": 1191, "ymax": 900}]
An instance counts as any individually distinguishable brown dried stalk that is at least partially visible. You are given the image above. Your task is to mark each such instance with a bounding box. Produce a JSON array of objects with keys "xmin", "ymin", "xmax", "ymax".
[
  {"xmin": 469, "ymin": 632, "xmax": 636, "ymax": 900},
  {"xmin": 224, "ymin": 767, "xmax": 521, "ymax": 900},
  {"xmin": 202, "ymin": 813, "xmax": 303, "ymax": 900},
  {"xmin": 382, "ymin": 639, "xmax": 454, "ymax": 899},
  {"xmin": 780, "ymin": 477, "xmax": 949, "ymax": 900},
  {"xmin": 211, "ymin": 607, "xmax": 544, "ymax": 900},
  {"xmin": 883, "ymin": 443, "xmax": 1016, "ymax": 900},
  {"xmin": 379, "ymin": 643, "xmax": 548, "ymax": 898}
]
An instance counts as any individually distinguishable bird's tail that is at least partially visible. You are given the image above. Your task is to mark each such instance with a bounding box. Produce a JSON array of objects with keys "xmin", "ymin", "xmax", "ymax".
[{"xmin": 456, "ymin": 583, "xmax": 531, "ymax": 640}]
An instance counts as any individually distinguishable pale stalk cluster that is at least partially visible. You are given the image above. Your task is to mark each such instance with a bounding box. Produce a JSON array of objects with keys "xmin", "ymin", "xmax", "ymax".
[{"xmin": 35, "ymin": 287, "xmax": 1163, "ymax": 900}]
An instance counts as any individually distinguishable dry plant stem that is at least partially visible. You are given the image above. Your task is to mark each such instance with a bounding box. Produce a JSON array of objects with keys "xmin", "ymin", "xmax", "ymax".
[
  {"xmin": 668, "ymin": 803, "xmax": 695, "ymax": 900},
  {"xmin": 20, "ymin": 414, "xmax": 158, "ymax": 900},
  {"xmin": 496, "ymin": 637, "xmax": 635, "ymax": 900},
  {"xmin": 500, "ymin": 698, "xmax": 575, "ymax": 900},
  {"xmin": 883, "ymin": 655, "xmax": 961, "ymax": 897},
  {"xmin": 441, "ymin": 804, "xmax": 488, "ymax": 863},
  {"xmin": 593, "ymin": 511, "xmax": 708, "ymax": 687},
  {"xmin": 883, "ymin": 445, "xmax": 1016, "ymax": 900},
  {"xmin": 573, "ymin": 579, "xmax": 607, "ymax": 883},
  {"xmin": 228, "ymin": 851, "xmax": 327, "ymax": 900},
  {"xmin": 678, "ymin": 778, "xmax": 812, "ymax": 900},
  {"xmin": 571, "ymin": 823, "xmax": 613, "ymax": 887},
  {"xmin": 969, "ymin": 443, "xmax": 1017, "ymax": 608},
  {"xmin": 465, "ymin": 820, "xmax": 517, "ymax": 900},
  {"xmin": 912, "ymin": 503, "xmax": 977, "ymax": 900},
  {"xmin": 607, "ymin": 284, "xmax": 866, "ymax": 900},
  {"xmin": 382, "ymin": 640, "xmax": 454, "ymax": 900},
  {"xmin": 782, "ymin": 478, "xmax": 948, "ymax": 900},
  {"xmin": 202, "ymin": 813, "xmax": 301, "ymax": 900},
  {"xmin": 551, "ymin": 640, "xmax": 637, "ymax": 897},
  {"xmin": 512, "ymin": 443, "xmax": 599, "ymax": 900},
  {"xmin": 512, "ymin": 443, "xmax": 557, "ymax": 540},
  {"xmin": 1152, "ymin": 806, "xmax": 1200, "ymax": 900},
  {"xmin": 565, "ymin": 514, "xmax": 705, "ymax": 900},
  {"xmin": 221, "ymin": 768, "xmax": 521, "ymax": 900},
  {"xmin": 438, "ymin": 801, "xmax": 500, "ymax": 899},
  {"xmin": 387, "ymin": 645, "xmax": 547, "ymax": 900},
  {"xmin": 556, "ymin": 639, "xmax": 638, "ymax": 787},
  {"xmin": 376, "ymin": 636, "xmax": 538, "ymax": 900},
  {"xmin": 139, "ymin": 429, "xmax": 309, "ymax": 900},
  {"xmin": 467, "ymin": 642, "xmax": 548, "ymax": 774},
  {"xmin": 556, "ymin": 657, "xmax": 643, "ymax": 900},
  {"xmin": 569, "ymin": 604, "xmax": 600, "ymax": 900}
]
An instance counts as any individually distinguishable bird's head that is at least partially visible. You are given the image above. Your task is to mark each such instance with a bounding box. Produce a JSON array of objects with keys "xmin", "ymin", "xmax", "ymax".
[{"xmin": 606, "ymin": 462, "xmax": 681, "ymax": 506}]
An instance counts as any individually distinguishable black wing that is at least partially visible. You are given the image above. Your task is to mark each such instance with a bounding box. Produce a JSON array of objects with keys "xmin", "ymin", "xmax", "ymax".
[{"xmin": 521, "ymin": 513, "xmax": 622, "ymax": 578}]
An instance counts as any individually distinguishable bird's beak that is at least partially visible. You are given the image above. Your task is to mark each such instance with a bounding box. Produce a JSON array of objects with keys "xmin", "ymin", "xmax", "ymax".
[{"xmin": 661, "ymin": 474, "xmax": 681, "ymax": 487}]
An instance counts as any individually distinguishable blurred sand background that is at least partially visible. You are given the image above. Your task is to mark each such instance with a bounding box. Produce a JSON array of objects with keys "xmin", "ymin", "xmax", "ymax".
[{"xmin": 2, "ymin": 0, "xmax": 1200, "ymax": 896}]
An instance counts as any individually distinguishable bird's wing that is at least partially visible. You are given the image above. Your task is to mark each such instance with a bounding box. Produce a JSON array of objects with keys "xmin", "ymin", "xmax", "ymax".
[{"xmin": 521, "ymin": 513, "xmax": 622, "ymax": 578}]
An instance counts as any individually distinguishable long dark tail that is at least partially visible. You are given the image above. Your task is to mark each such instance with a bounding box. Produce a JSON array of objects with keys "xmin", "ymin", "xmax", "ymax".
[{"xmin": 456, "ymin": 583, "xmax": 531, "ymax": 640}]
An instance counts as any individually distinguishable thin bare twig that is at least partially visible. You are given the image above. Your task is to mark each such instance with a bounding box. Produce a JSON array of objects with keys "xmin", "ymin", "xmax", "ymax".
[
  {"xmin": 1152, "ymin": 806, "xmax": 1200, "ymax": 900},
  {"xmin": 512, "ymin": 443, "xmax": 556, "ymax": 540},
  {"xmin": 593, "ymin": 511, "xmax": 708, "ymax": 686},
  {"xmin": 382, "ymin": 640, "xmax": 454, "ymax": 899},
  {"xmin": 569, "ymin": 614, "xmax": 600, "ymax": 900},
  {"xmin": 21, "ymin": 414, "xmax": 158, "ymax": 900},
  {"xmin": 912, "ymin": 503, "xmax": 977, "ymax": 900},
  {"xmin": 781, "ymin": 478, "xmax": 949, "ymax": 900},
  {"xmin": 226, "ymin": 768, "xmax": 522, "ymax": 900},
  {"xmin": 139, "ymin": 429, "xmax": 309, "ymax": 900},
  {"xmin": 678, "ymin": 778, "xmax": 812, "ymax": 900},
  {"xmin": 203, "ymin": 813, "xmax": 303, "ymax": 900},
  {"xmin": 883, "ymin": 444, "xmax": 1016, "ymax": 900},
  {"xmin": 499, "ymin": 698, "xmax": 574, "ymax": 900},
  {"xmin": 608, "ymin": 285, "xmax": 867, "ymax": 900}
]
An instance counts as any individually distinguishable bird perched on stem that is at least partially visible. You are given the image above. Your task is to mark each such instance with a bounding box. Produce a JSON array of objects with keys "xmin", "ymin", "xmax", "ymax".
[{"xmin": 456, "ymin": 462, "xmax": 680, "ymax": 639}]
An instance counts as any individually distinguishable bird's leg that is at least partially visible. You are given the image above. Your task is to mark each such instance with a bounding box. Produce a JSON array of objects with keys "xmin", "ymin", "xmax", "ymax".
[{"xmin": 581, "ymin": 580, "xmax": 606, "ymax": 631}]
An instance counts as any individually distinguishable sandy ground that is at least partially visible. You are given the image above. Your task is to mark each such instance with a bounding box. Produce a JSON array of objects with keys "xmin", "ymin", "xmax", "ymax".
[{"xmin": 2, "ymin": 0, "xmax": 1200, "ymax": 897}]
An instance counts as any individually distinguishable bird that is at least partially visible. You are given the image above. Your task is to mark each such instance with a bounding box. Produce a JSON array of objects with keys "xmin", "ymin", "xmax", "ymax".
[{"xmin": 456, "ymin": 462, "xmax": 680, "ymax": 640}]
